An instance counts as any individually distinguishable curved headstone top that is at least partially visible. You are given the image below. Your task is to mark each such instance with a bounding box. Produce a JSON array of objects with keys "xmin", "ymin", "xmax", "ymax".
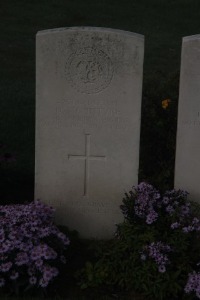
[
  {"xmin": 182, "ymin": 34, "xmax": 200, "ymax": 42},
  {"xmin": 35, "ymin": 27, "xmax": 144, "ymax": 238},
  {"xmin": 37, "ymin": 26, "xmax": 144, "ymax": 40}
]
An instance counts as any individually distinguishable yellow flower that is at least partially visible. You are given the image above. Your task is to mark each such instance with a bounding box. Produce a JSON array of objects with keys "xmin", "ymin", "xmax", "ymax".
[{"xmin": 162, "ymin": 99, "xmax": 171, "ymax": 109}]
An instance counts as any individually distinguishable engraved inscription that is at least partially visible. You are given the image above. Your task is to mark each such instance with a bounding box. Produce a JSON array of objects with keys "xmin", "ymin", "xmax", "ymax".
[
  {"xmin": 55, "ymin": 99, "xmax": 129, "ymax": 130},
  {"xmin": 54, "ymin": 199, "xmax": 120, "ymax": 215},
  {"xmin": 78, "ymin": 207, "xmax": 120, "ymax": 215},
  {"xmin": 65, "ymin": 47, "xmax": 113, "ymax": 94},
  {"xmin": 68, "ymin": 134, "xmax": 106, "ymax": 196}
]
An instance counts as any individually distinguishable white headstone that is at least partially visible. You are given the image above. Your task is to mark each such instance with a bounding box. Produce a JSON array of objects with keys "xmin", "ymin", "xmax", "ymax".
[
  {"xmin": 35, "ymin": 27, "xmax": 144, "ymax": 238},
  {"xmin": 175, "ymin": 34, "xmax": 200, "ymax": 201}
]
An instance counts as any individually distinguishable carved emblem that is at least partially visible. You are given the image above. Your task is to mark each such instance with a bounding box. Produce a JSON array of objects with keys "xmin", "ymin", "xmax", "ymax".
[{"xmin": 66, "ymin": 47, "xmax": 113, "ymax": 94}]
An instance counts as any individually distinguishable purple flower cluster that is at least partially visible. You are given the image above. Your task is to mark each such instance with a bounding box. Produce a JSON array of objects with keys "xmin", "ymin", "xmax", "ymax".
[
  {"xmin": 0, "ymin": 200, "xmax": 70, "ymax": 289},
  {"xmin": 162, "ymin": 189, "xmax": 190, "ymax": 218},
  {"xmin": 185, "ymin": 271, "xmax": 200, "ymax": 298},
  {"xmin": 135, "ymin": 184, "xmax": 194, "ymax": 231},
  {"xmin": 182, "ymin": 217, "xmax": 200, "ymax": 233},
  {"xmin": 121, "ymin": 183, "xmax": 200, "ymax": 296},
  {"xmin": 164, "ymin": 190, "xmax": 200, "ymax": 234},
  {"xmin": 134, "ymin": 182, "xmax": 161, "ymax": 224},
  {"xmin": 123, "ymin": 183, "xmax": 192, "ymax": 227},
  {"xmin": 141, "ymin": 242, "xmax": 172, "ymax": 273}
]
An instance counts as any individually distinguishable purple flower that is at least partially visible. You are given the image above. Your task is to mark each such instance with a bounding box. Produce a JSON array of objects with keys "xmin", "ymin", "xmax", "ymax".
[
  {"xmin": 171, "ymin": 222, "xmax": 180, "ymax": 229},
  {"xmin": 130, "ymin": 182, "xmax": 161, "ymax": 223},
  {"xmin": 0, "ymin": 261, "xmax": 13, "ymax": 272},
  {"xmin": 57, "ymin": 232, "xmax": 70, "ymax": 245},
  {"xmin": 0, "ymin": 240, "xmax": 11, "ymax": 253},
  {"xmin": 15, "ymin": 252, "xmax": 29, "ymax": 266},
  {"xmin": 193, "ymin": 217, "xmax": 200, "ymax": 224},
  {"xmin": 158, "ymin": 265, "xmax": 166, "ymax": 273},
  {"xmin": 19, "ymin": 241, "xmax": 33, "ymax": 252},
  {"xmin": 29, "ymin": 276, "xmax": 37, "ymax": 285},
  {"xmin": 39, "ymin": 227, "xmax": 50, "ymax": 238},
  {"xmin": 0, "ymin": 228, "xmax": 5, "ymax": 243},
  {"xmin": 146, "ymin": 210, "xmax": 158, "ymax": 224},
  {"xmin": 162, "ymin": 197, "xmax": 169, "ymax": 205},
  {"xmin": 165, "ymin": 205, "xmax": 175, "ymax": 215},
  {"xmin": 35, "ymin": 259, "xmax": 43, "ymax": 269},
  {"xmin": 141, "ymin": 241, "xmax": 172, "ymax": 273},
  {"xmin": 10, "ymin": 271, "xmax": 19, "ymax": 280},
  {"xmin": 0, "ymin": 254, "xmax": 8, "ymax": 261},
  {"xmin": 42, "ymin": 265, "xmax": 59, "ymax": 281},
  {"xmin": 185, "ymin": 271, "xmax": 200, "ymax": 298},
  {"xmin": 43, "ymin": 247, "xmax": 57, "ymax": 260},
  {"xmin": 31, "ymin": 247, "xmax": 42, "ymax": 261},
  {"xmin": 182, "ymin": 226, "xmax": 194, "ymax": 233},
  {"xmin": 39, "ymin": 278, "xmax": 49, "ymax": 287},
  {"xmin": 180, "ymin": 205, "xmax": 190, "ymax": 216}
]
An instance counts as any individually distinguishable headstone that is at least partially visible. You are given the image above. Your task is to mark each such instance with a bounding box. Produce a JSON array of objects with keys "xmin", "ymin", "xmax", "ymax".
[
  {"xmin": 35, "ymin": 27, "xmax": 144, "ymax": 238},
  {"xmin": 175, "ymin": 34, "xmax": 200, "ymax": 201}
]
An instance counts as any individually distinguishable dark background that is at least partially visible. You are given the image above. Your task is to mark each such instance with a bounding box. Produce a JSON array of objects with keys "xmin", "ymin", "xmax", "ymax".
[{"xmin": 1, "ymin": 0, "xmax": 200, "ymax": 203}]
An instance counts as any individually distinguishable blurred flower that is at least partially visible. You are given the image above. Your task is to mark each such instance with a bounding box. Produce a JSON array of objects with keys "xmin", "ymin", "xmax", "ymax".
[
  {"xmin": 10, "ymin": 271, "xmax": 19, "ymax": 280},
  {"xmin": 171, "ymin": 222, "xmax": 180, "ymax": 229},
  {"xmin": 162, "ymin": 99, "xmax": 171, "ymax": 109},
  {"xmin": 158, "ymin": 265, "xmax": 166, "ymax": 273},
  {"xmin": 29, "ymin": 276, "xmax": 37, "ymax": 285},
  {"xmin": 140, "ymin": 254, "xmax": 146, "ymax": 261},
  {"xmin": 185, "ymin": 271, "xmax": 200, "ymax": 298}
]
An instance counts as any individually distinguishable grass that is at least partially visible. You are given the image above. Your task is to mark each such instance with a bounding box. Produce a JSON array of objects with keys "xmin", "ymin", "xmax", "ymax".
[{"xmin": 1, "ymin": 0, "xmax": 200, "ymax": 298}]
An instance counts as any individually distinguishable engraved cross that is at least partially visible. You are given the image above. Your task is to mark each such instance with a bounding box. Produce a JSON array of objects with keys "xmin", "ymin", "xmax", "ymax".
[{"xmin": 68, "ymin": 134, "xmax": 106, "ymax": 197}]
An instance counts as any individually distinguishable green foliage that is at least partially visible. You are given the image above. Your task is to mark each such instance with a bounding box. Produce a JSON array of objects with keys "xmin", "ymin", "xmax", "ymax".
[{"xmin": 78, "ymin": 183, "xmax": 200, "ymax": 300}]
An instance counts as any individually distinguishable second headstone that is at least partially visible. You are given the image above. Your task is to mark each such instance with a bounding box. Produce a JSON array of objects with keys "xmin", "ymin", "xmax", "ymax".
[{"xmin": 175, "ymin": 34, "xmax": 200, "ymax": 202}]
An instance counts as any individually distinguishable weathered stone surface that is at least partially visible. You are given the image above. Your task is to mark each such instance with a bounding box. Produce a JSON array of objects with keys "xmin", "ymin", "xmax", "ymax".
[
  {"xmin": 175, "ymin": 34, "xmax": 200, "ymax": 201},
  {"xmin": 35, "ymin": 27, "xmax": 144, "ymax": 238}
]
